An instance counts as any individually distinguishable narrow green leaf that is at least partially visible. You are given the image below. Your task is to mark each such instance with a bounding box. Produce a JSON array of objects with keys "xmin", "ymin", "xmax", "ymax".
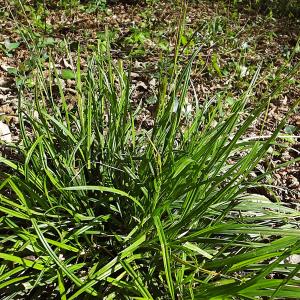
[
  {"xmin": 183, "ymin": 242, "xmax": 213, "ymax": 259},
  {"xmin": 63, "ymin": 186, "xmax": 144, "ymax": 211},
  {"xmin": 154, "ymin": 215, "xmax": 175, "ymax": 300},
  {"xmin": 0, "ymin": 253, "xmax": 44, "ymax": 270},
  {"xmin": 58, "ymin": 270, "xmax": 67, "ymax": 300}
]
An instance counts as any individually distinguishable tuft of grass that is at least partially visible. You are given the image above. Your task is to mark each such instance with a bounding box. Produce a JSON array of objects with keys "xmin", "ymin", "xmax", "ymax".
[{"xmin": 1, "ymin": 43, "xmax": 300, "ymax": 299}]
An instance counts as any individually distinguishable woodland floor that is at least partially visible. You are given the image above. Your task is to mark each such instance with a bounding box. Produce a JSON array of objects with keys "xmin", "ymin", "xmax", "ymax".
[{"xmin": 0, "ymin": 0, "xmax": 299, "ymax": 203}]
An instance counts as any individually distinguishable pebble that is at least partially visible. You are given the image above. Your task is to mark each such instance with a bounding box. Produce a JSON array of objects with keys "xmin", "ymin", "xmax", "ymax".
[{"xmin": 0, "ymin": 121, "xmax": 12, "ymax": 143}]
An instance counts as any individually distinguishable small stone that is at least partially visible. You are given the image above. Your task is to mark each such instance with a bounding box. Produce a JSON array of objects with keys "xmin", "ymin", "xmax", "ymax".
[
  {"xmin": 285, "ymin": 254, "xmax": 300, "ymax": 264},
  {"xmin": 0, "ymin": 121, "xmax": 12, "ymax": 142}
]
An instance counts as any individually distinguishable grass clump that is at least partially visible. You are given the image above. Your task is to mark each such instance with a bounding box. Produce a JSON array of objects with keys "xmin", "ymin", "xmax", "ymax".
[{"xmin": 1, "ymin": 46, "xmax": 300, "ymax": 299}]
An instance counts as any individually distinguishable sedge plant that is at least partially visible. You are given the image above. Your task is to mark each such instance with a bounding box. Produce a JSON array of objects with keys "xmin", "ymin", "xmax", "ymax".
[{"xmin": 0, "ymin": 39, "xmax": 300, "ymax": 299}]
